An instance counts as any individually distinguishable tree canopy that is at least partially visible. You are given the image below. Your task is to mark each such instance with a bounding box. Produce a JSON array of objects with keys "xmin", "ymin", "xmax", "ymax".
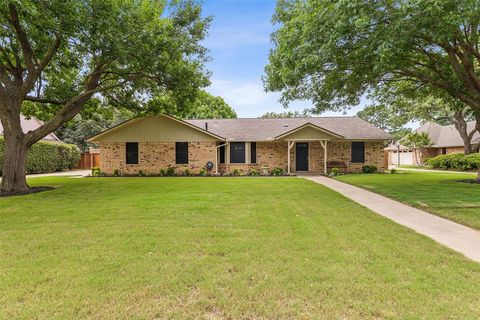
[
  {"xmin": 0, "ymin": 0, "xmax": 211, "ymax": 193},
  {"xmin": 265, "ymin": 0, "xmax": 480, "ymax": 116},
  {"xmin": 259, "ymin": 110, "xmax": 311, "ymax": 118},
  {"xmin": 146, "ymin": 90, "xmax": 237, "ymax": 119}
]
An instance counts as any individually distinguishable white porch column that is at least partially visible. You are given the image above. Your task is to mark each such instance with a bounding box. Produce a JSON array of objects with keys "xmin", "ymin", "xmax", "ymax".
[
  {"xmin": 287, "ymin": 141, "xmax": 294, "ymax": 175},
  {"xmin": 324, "ymin": 140, "xmax": 328, "ymax": 175},
  {"xmin": 319, "ymin": 140, "xmax": 328, "ymax": 175}
]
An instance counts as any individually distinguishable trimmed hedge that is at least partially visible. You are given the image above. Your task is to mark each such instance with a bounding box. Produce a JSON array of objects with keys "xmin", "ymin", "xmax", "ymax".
[
  {"xmin": 0, "ymin": 137, "xmax": 81, "ymax": 175},
  {"xmin": 424, "ymin": 153, "xmax": 480, "ymax": 171}
]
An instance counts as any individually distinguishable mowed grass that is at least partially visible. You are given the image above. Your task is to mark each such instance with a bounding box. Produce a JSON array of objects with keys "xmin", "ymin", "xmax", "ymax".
[
  {"xmin": 1, "ymin": 177, "xmax": 480, "ymax": 319},
  {"xmin": 337, "ymin": 171, "xmax": 480, "ymax": 230}
]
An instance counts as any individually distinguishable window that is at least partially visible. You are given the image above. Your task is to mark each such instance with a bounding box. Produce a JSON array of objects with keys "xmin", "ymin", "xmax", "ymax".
[
  {"xmin": 230, "ymin": 142, "xmax": 245, "ymax": 163},
  {"xmin": 219, "ymin": 145, "xmax": 225, "ymax": 164},
  {"xmin": 176, "ymin": 142, "xmax": 188, "ymax": 164},
  {"xmin": 351, "ymin": 142, "xmax": 365, "ymax": 163},
  {"xmin": 126, "ymin": 142, "xmax": 138, "ymax": 164},
  {"xmin": 250, "ymin": 142, "xmax": 256, "ymax": 164}
]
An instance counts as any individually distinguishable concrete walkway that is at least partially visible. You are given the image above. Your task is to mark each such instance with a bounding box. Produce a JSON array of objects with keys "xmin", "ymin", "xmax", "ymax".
[{"xmin": 305, "ymin": 176, "xmax": 480, "ymax": 263}]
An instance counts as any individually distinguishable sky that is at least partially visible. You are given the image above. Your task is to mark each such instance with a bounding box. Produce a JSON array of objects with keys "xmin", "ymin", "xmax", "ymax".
[{"xmin": 201, "ymin": 0, "xmax": 365, "ymax": 118}]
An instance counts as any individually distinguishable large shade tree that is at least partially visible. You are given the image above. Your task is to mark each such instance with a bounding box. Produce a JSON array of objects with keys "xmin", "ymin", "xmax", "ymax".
[
  {"xmin": 265, "ymin": 0, "xmax": 480, "ymax": 180},
  {"xmin": 0, "ymin": 0, "xmax": 210, "ymax": 193}
]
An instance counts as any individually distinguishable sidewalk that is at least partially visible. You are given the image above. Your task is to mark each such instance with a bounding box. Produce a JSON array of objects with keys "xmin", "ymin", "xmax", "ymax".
[
  {"xmin": 0, "ymin": 170, "xmax": 90, "ymax": 182},
  {"xmin": 304, "ymin": 175, "xmax": 480, "ymax": 263}
]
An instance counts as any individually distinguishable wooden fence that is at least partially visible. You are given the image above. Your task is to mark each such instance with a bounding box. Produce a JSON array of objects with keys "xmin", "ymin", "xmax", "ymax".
[{"xmin": 77, "ymin": 152, "xmax": 100, "ymax": 169}]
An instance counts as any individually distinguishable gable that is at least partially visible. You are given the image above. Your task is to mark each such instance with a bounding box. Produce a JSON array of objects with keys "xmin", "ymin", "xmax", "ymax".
[
  {"xmin": 276, "ymin": 124, "xmax": 343, "ymax": 140},
  {"xmin": 89, "ymin": 115, "xmax": 223, "ymax": 143}
]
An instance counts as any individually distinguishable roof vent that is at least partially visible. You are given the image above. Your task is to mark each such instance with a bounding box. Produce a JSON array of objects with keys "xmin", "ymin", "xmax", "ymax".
[
  {"xmin": 283, "ymin": 124, "xmax": 289, "ymax": 127},
  {"xmin": 205, "ymin": 122, "xmax": 208, "ymax": 131}
]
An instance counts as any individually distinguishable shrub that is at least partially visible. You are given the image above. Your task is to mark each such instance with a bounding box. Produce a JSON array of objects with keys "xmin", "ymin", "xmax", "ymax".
[
  {"xmin": 425, "ymin": 153, "xmax": 480, "ymax": 171},
  {"xmin": 138, "ymin": 170, "xmax": 146, "ymax": 177},
  {"xmin": 199, "ymin": 168, "xmax": 207, "ymax": 176},
  {"xmin": 361, "ymin": 165, "xmax": 378, "ymax": 174},
  {"xmin": 166, "ymin": 167, "xmax": 175, "ymax": 176},
  {"xmin": 232, "ymin": 168, "xmax": 240, "ymax": 176},
  {"xmin": 113, "ymin": 169, "xmax": 121, "ymax": 176},
  {"xmin": 330, "ymin": 167, "xmax": 340, "ymax": 176},
  {"xmin": 159, "ymin": 168, "xmax": 166, "ymax": 176},
  {"xmin": 184, "ymin": 169, "xmax": 191, "ymax": 176},
  {"xmin": 0, "ymin": 137, "xmax": 81, "ymax": 176},
  {"xmin": 272, "ymin": 167, "xmax": 284, "ymax": 176},
  {"xmin": 249, "ymin": 168, "xmax": 259, "ymax": 176},
  {"xmin": 91, "ymin": 167, "xmax": 100, "ymax": 177},
  {"xmin": 390, "ymin": 168, "xmax": 397, "ymax": 174}
]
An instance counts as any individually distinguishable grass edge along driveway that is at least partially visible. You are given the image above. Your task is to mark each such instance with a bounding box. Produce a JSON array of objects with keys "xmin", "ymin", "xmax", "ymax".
[
  {"xmin": 336, "ymin": 171, "xmax": 480, "ymax": 230},
  {"xmin": 1, "ymin": 176, "xmax": 479, "ymax": 319}
]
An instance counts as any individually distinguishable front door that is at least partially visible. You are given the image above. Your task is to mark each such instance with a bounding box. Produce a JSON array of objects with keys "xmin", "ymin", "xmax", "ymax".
[{"xmin": 295, "ymin": 142, "xmax": 309, "ymax": 171}]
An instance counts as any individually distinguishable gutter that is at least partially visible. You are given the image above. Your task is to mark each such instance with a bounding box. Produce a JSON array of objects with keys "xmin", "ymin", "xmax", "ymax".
[{"xmin": 215, "ymin": 140, "xmax": 231, "ymax": 175}]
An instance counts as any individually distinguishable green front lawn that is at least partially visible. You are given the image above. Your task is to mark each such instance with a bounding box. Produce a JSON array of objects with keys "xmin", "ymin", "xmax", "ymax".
[
  {"xmin": 1, "ymin": 177, "xmax": 479, "ymax": 318},
  {"xmin": 337, "ymin": 171, "xmax": 480, "ymax": 229}
]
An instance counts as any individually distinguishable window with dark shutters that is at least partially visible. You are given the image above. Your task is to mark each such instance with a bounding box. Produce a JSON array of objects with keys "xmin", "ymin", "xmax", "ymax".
[
  {"xmin": 250, "ymin": 142, "xmax": 256, "ymax": 164},
  {"xmin": 230, "ymin": 142, "xmax": 246, "ymax": 163},
  {"xmin": 219, "ymin": 145, "xmax": 225, "ymax": 164},
  {"xmin": 176, "ymin": 142, "xmax": 189, "ymax": 164},
  {"xmin": 126, "ymin": 142, "xmax": 139, "ymax": 164},
  {"xmin": 351, "ymin": 142, "xmax": 365, "ymax": 163}
]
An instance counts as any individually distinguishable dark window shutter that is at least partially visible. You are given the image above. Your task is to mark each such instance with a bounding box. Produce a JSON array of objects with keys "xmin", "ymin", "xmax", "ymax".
[
  {"xmin": 219, "ymin": 145, "xmax": 225, "ymax": 164},
  {"xmin": 176, "ymin": 142, "xmax": 189, "ymax": 164},
  {"xmin": 250, "ymin": 142, "xmax": 256, "ymax": 164},
  {"xmin": 126, "ymin": 142, "xmax": 139, "ymax": 164},
  {"xmin": 230, "ymin": 142, "xmax": 246, "ymax": 163},
  {"xmin": 351, "ymin": 142, "xmax": 365, "ymax": 163}
]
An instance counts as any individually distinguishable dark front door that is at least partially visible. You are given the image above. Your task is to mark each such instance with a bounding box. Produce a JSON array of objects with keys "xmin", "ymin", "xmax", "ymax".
[{"xmin": 296, "ymin": 142, "xmax": 309, "ymax": 171}]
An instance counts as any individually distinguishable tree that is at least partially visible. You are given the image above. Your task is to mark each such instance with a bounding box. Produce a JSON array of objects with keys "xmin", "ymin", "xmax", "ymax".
[
  {"xmin": 356, "ymin": 104, "xmax": 411, "ymax": 139},
  {"xmin": 259, "ymin": 109, "xmax": 311, "ymax": 118},
  {"xmin": 401, "ymin": 132, "xmax": 432, "ymax": 166},
  {"xmin": 56, "ymin": 110, "xmax": 132, "ymax": 152},
  {"xmin": 0, "ymin": 0, "xmax": 210, "ymax": 193},
  {"xmin": 264, "ymin": 0, "xmax": 480, "ymax": 180},
  {"xmin": 147, "ymin": 90, "xmax": 236, "ymax": 119}
]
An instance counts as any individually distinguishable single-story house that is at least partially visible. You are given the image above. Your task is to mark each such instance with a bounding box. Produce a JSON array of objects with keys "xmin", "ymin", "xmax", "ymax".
[
  {"xmin": 0, "ymin": 114, "xmax": 60, "ymax": 141},
  {"xmin": 386, "ymin": 121, "xmax": 480, "ymax": 166},
  {"xmin": 87, "ymin": 114, "xmax": 392, "ymax": 175}
]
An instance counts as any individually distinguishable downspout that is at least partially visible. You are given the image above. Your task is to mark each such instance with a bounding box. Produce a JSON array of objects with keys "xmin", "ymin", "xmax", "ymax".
[{"xmin": 215, "ymin": 140, "xmax": 230, "ymax": 175}]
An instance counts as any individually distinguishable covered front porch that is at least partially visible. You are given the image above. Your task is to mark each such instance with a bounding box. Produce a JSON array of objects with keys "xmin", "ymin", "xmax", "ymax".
[
  {"xmin": 277, "ymin": 123, "xmax": 344, "ymax": 175},
  {"xmin": 285, "ymin": 139, "xmax": 330, "ymax": 175}
]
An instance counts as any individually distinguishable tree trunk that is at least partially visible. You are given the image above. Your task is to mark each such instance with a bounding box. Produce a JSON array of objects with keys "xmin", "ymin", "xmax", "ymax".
[{"xmin": 1, "ymin": 132, "xmax": 29, "ymax": 194}]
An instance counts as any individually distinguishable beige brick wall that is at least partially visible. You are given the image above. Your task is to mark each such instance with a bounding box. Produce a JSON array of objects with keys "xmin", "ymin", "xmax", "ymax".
[
  {"xmin": 99, "ymin": 142, "xmax": 216, "ymax": 175},
  {"xmin": 100, "ymin": 140, "xmax": 385, "ymax": 175},
  {"xmin": 220, "ymin": 140, "xmax": 385, "ymax": 174},
  {"xmin": 446, "ymin": 146, "xmax": 464, "ymax": 154}
]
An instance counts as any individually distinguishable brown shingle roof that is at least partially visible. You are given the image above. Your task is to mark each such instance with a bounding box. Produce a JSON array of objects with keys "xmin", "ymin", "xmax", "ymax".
[
  {"xmin": 416, "ymin": 121, "xmax": 480, "ymax": 147},
  {"xmin": 0, "ymin": 115, "xmax": 59, "ymax": 141},
  {"xmin": 186, "ymin": 117, "xmax": 393, "ymax": 141}
]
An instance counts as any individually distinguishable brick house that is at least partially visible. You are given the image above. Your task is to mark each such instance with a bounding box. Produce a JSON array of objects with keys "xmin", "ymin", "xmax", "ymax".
[
  {"xmin": 88, "ymin": 114, "xmax": 392, "ymax": 175},
  {"xmin": 386, "ymin": 121, "xmax": 480, "ymax": 166}
]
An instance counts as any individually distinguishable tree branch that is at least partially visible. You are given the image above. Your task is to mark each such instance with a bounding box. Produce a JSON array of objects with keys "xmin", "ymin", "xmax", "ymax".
[
  {"xmin": 24, "ymin": 95, "xmax": 66, "ymax": 105},
  {"xmin": 8, "ymin": 4, "xmax": 35, "ymax": 72}
]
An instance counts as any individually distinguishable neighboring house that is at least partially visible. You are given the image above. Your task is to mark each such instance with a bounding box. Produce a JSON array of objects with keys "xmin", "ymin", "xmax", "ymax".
[
  {"xmin": 386, "ymin": 121, "xmax": 480, "ymax": 166},
  {"xmin": 0, "ymin": 114, "xmax": 60, "ymax": 141},
  {"xmin": 88, "ymin": 114, "xmax": 392, "ymax": 175}
]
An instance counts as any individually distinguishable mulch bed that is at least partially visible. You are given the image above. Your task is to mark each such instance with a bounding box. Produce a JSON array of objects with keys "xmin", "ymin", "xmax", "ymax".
[{"xmin": 0, "ymin": 186, "xmax": 55, "ymax": 197}]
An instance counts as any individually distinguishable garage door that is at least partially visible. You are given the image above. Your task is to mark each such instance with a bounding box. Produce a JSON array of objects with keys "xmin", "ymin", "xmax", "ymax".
[{"xmin": 391, "ymin": 151, "xmax": 414, "ymax": 165}]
